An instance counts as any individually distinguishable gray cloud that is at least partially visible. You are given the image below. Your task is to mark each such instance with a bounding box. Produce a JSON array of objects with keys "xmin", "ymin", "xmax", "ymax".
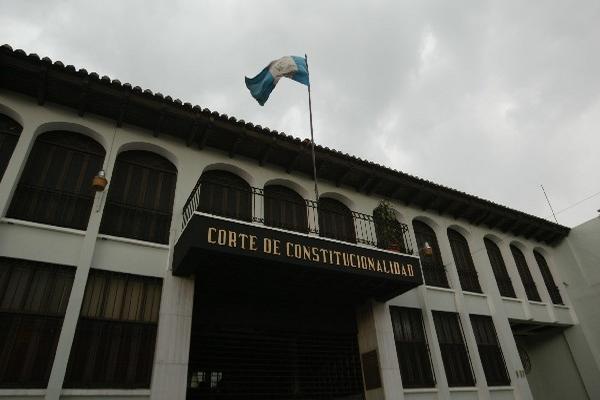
[{"xmin": 2, "ymin": 0, "xmax": 599, "ymax": 226}]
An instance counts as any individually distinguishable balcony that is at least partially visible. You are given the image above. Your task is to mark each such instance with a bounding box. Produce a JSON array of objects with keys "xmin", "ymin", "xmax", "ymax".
[{"xmin": 173, "ymin": 179, "xmax": 423, "ymax": 303}]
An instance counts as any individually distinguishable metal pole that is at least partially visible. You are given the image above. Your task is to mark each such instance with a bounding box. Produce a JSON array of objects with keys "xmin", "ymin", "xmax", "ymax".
[
  {"xmin": 305, "ymin": 54, "xmax": 320, "ymax": 202},
  {"xmin": 541, "ymin": 184, "xmax": 559, "ymax": 223}
]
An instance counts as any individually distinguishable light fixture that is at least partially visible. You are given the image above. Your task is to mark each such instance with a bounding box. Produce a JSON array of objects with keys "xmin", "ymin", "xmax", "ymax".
[
  {"xmin": 92, "ymin": 169, "xmax": 108, "ymax": 192},
  {"xmin": 420, "ymin": 241, "xmax": 433, "ymax": 257}
]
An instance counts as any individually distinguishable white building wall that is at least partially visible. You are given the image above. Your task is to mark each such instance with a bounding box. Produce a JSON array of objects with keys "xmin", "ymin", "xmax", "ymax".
[{"xmin": 0, "ymin": 91, "xmax": 596, "ymax": 400}]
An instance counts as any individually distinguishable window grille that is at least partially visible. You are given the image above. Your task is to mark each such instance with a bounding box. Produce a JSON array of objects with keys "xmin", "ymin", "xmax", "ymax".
[
  {"xmin": 64, "ymin": 270, "xmax": 162, "ymax": 388},
  {"xmin": 99, "ymin": 150, "xmax": 177, "ymax": 244},
  {"xmin": 447, "ymin": 229, "xmax": 482, "ymax": 293},
  {"xmin": 0, "ymin": 113, "xmax": 22, "ymax": 182},
  {"xmin": 390, "ymin": 306, "xmax": 435, "ymax": 388},
  {"xmin": 533, "ymin": 251, "xmax": 563, "ymax": 305},
  {"xmin": 318, "ymin": 197, "xmax": 356, "ymax": 243},
  {"xmin": 510, "ymin": 245, "xmax": 541, "ymax": 302},
  {"xmin": 198, "ymin": 170, "xmax": 252, "ymax": 221},
  {"xmin": 432, "ymin": 311, "xmax": 475, "ymax": 387},
  {"xmin": 484, "ymin": 238, "xmax": 516, "ymax": 298},
  {"xmin": 413, "ymin": 221, "xmax": 449, "ymax": 287},
  {"xmin": 470, "ymin": 315, "xmax": 510, "ymax": 386},
  {"xmin": 0, "ymin": 257, "xmax": 75, "ymax": 388},
  {"xmin": 7, "ymin": 131, "xmax": 105, "ymax": 230},
  {"xmin": 264, "ymin": 185, "xmax": 308, "ymax": 233}
]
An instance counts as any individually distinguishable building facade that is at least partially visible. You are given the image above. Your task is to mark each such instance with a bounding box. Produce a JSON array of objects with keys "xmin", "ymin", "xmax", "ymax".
[{"xmin": 0, "ymin": 44, "xmax": 599, "ymax": 400}]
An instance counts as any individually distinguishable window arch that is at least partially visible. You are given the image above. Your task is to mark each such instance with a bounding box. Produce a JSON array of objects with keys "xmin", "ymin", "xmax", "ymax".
[
  {"xmin": 510, "ymin": 245, "xmax": 540, "ymax": 302},
  {"xmin": 533, "ymin": 251, "xmax": 563, "ymax": 305},
  {"xmin": 99, "ymin": 150, "xmax": 177, "ymax": 244},
  {"xmin": 447, "ymin": 228, "xmax": 482, "ymax": 293},
  {"xmin": 413, "ymin": 220, "xmax": 448, "ymax": 287},
  {"xmin": 484, "ymin": 238, "xmax": 516, "ymax": 298},
  {"xmin": 198, "ymin": 170, "xmax": 252, "ymax": 222},
  {"xmin": 0, "ymin": 113, "xmax": 22, "ymax": 182},
  {"xmin": 264, "ymin": 185, "xmax": 308, "ymax": 233},
  {"xmin": 318, "ymin": 197, "xmax": 356, "ymax": 243},
  {"xmin": 7, "ymin": 131, "xmax": 105, "ymax": 230}
]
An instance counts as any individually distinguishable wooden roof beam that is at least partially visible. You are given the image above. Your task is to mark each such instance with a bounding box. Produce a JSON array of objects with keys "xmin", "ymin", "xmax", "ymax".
[
  {"xmin": 335, "ymin": 167, "xmax": 352, "ymax": 187},
  {"xmin": 358, "ymin": 175, "xmax": 375, "ymax": 193},
  {"xmin": 229, "ymin": 131, "xmax": 246, "ymax": 158},
  {"xmin": 197, "ymin": 121, "xmax": 213, "ymax": 149},
  {"xmin": 77, "ymin": 78, "xmax": 91, "ymax": 117},
  {"xmin": 116, "ymin": 93, "xmax": 130, "ymax": 127},
  {"xmin": 153, "ymin": 108, "xmax": 166, "ymax": 137},
  {"xmin": 420, "ymin": 193, "xmax": 437, "ymax": 211},
  {"xmin": 185, "ymin": 119, "xmax": 201, "ymax": 147},
  {"xmin": 259, "ymin": 144, "xmax": 273, "ymax": 166},
  {"xmin": 286, "ymin": 151, "xmax": 303, "ymax": 173},
  {"xmin": 437, "ymin": 198, "xmax": 455, "ymax": 215},
  {"xmin": 365, "ymin": 177, "xmax": 382, "ymax": 195},
  {"xmin": 37, "ymin": 65, "xmax": 48, "ymax": 106}
]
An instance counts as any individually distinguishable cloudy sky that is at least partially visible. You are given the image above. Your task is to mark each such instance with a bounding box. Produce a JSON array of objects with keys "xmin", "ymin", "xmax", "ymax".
[{"xmin": 2, "ymin": 1, "xmax": 599, "ymax": 227}]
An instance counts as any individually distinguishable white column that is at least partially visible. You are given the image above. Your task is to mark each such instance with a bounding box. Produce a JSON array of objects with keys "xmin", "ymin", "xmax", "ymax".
[
  {"xmin": 44, "ymin": 143, "xmax": 116, "ymax": 400},
  {"xmin": 0, "ymin": 122, "xmax": 36, "ymax": 217},
  {"xmin": 471, "ymin": 240, "xmax": 534, "ymax": 400},
  {"xmin": 149, "ymin": 274, "xmax": 195, "ymax": 400}
]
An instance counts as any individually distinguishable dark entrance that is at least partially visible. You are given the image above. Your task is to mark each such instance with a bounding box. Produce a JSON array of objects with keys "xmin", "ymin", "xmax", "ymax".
[{"xmin": 186, "ymin": 254, "xmax": 365, "ymax": 400}]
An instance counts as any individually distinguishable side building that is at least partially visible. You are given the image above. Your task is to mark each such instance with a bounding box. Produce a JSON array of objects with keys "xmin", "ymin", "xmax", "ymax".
[{"xmin": 0, "ymin": 45, "xmax": 599, "ymax": 400}]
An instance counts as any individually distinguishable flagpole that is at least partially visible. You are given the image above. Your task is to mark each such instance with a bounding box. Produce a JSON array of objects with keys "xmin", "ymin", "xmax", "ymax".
[{"xmin": 305, "ymin": 54, "xmax": 320, "ymax": 202}]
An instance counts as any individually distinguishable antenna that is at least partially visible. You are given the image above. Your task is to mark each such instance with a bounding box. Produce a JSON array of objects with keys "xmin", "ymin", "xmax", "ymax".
[{"xmin": 541, "ymin": 184, "xmax": 558, "ymax": 223}]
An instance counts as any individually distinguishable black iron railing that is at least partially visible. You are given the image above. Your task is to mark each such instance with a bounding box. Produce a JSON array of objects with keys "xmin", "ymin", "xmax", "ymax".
[{"xmin": 182, "ymin": 179, "xmax": 414, "ymax": 254}]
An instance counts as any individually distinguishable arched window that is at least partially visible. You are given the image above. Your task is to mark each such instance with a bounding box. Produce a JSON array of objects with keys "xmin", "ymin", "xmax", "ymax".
[
  {"xmin": 264, "ymin": 185, "xmax": 308, "ymax": 233},
  {"xmin": 198, "ymin": 170, "xmax": 252, "ymax": 222},
  {"xmin": 318, "ymin": 197, "xmax": 356, "ymax": 243},
  {"xmin": 510, "ymin": 245, "xmax": 540, "ymax": 302},
  {"xmin": 0, "ymin": 114, "xmax": 22, "ymax": 182},
  {"xmin": 99, "ymin": 151, "xmax": 177, "ymax": 244},
  {"xmin": 413, "ymin": 220, "xmax": 448, "ymax": 287},
  {"xmin": 447, "ymin": 228, "xmax": 482, "ymax": 293},
  {"xmin": 7, "ymin": 131, "xmax": 105, "ymax": 230},
  {"xmin": 373, "ymin": 205, "xmax": 407, "ymax": 253},
  {"xmin": 533, "ymin": 251, "xmax": 563, "ymax": 305},
  {"xmin": 484, "ymin": 238, "xmax": 516, "ymax": 298}
]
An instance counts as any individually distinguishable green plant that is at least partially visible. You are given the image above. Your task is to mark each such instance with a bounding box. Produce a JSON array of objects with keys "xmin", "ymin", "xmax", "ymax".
[{"xmin": 373, "ymin": 201, "xmax": 404, "ymax": 252}]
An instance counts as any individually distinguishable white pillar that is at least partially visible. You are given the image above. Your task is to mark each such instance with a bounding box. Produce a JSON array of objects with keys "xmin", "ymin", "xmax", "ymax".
[{"xmin": 149, "ymin": 274, "xmax": 195, "ymax": 400}]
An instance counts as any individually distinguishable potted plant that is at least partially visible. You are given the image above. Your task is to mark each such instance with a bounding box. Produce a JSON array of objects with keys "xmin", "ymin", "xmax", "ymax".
[{"xmin": 373, "ymin": 200, "xmax": 404, "ymax": 252}]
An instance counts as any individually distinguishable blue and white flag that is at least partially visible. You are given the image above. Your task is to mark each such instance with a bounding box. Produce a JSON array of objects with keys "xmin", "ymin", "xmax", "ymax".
[{"xmin": 245, "ymin": 56, "xmax": 309, "ymax": 106}]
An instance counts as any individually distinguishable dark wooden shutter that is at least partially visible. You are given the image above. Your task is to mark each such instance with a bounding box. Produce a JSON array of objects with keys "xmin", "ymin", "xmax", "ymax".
[
  {"xmin": 65, "ymin": 270, "xmax": 162, "ymax": 388},
  {"xmin": 390, "ymin": 307, "xmax": 435, "ymax": 388},
  {"xmin": 534, "ymin": 251, "xmax": 563, "ymax": 305},
  {"xmin": 198, "ymin": 170, "xmax": 252, "ymax": 222},
  {"xmin": 7, "ymin": 131, "xmax": 105, "ymax": 230},
  {"xmin": 510, "ymin": 245, "xmax": 541, "ymax": 302},
  {"xmin": 0, "ymin": 257, "xmax": 75, "ymax": 388},
  {"xmin": 318, "ymin": 197, "xmax": 356, "ymax": 243},
  {"xmin": 413, "ymin": 221, "xmax": 449, "ymax": 287},
  {"xmin": 448, "ymin": 229, "xmax": 482, "ymax": 293},
  {"xmin": 264, "ymin": 185, "xmax": 308, "ymax": 233},
  {"xmin": 484, "ymin": 238, "xmax": 516, "ymax": 298},
  {"xmin": 99, "ymin": 150, "xmax": 177, "ymax": 244},
  {"xmin": 470, "ymin": 315, "xmax": 510, "ymax": 386},
  {"xmin": 432, "ymin": 311, "xmax": 475, "ymax": 387},
  {"xmin": 0, "ymin": 114, "xmax": 22, "ymax": 182}
]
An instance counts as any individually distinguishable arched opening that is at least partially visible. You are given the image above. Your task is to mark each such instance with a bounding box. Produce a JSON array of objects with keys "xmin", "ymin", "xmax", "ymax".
[
  {"xmin": 264, "ymin": 185, "xmax": 308, "ymax": 233},
  {"xmin": 413, "ymin": 220, "xmax": 448, "ymax": 287},
  {"xmin": 0, "ymin": 113, "xmax": 22, "ymax": 182},
  {"xmin": 510, "ymin": 244, "xmax": 540, "ymax": 302},
  {"xmin": 373, "ymin": 203, "xmax": 407, "ymax": 253},
  {"xmin": 484, "ymin": 237, "xmax": 516, "ymax": 298},
  {"xmin": 318, "ymin": 197, "xmax": 356, "ymax": 243},
  {"xmin": 198, "ymin": 170, "xmax": 252, "ymax": 222},
  {"xmin": 7, "ymin": 131, "xmax": 105, "ymax": 230},
  {"xmin": 447, "ymin": 228, "xmax": 482, "ymax": 293},
  {"xmin": 533, "ymin": 250, "xmax": 563, "ymax": 305},
  {"xmin": 99, "ymin": 150, "xmax": 177, "ymax": 244}
]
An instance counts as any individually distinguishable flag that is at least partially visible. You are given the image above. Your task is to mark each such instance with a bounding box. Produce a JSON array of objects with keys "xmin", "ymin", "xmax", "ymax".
[{"xmin": 245, "ymin": 56, "xmax": 309, "ymax": 106}]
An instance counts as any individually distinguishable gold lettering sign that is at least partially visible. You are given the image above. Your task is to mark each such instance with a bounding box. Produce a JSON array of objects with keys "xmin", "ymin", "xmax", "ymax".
[{"xmin": 206, "ymin": 226, "xmax": 416, "ymax": 278}]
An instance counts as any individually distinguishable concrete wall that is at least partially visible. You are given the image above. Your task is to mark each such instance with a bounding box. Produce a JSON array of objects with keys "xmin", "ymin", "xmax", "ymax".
[
  {"xmin": 0, "ymin": 91, "xmax": 596, "ymax": 400},
  {"xmin": 521, "ymin": 331, "xmax": 589, "ymax": 400}
]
